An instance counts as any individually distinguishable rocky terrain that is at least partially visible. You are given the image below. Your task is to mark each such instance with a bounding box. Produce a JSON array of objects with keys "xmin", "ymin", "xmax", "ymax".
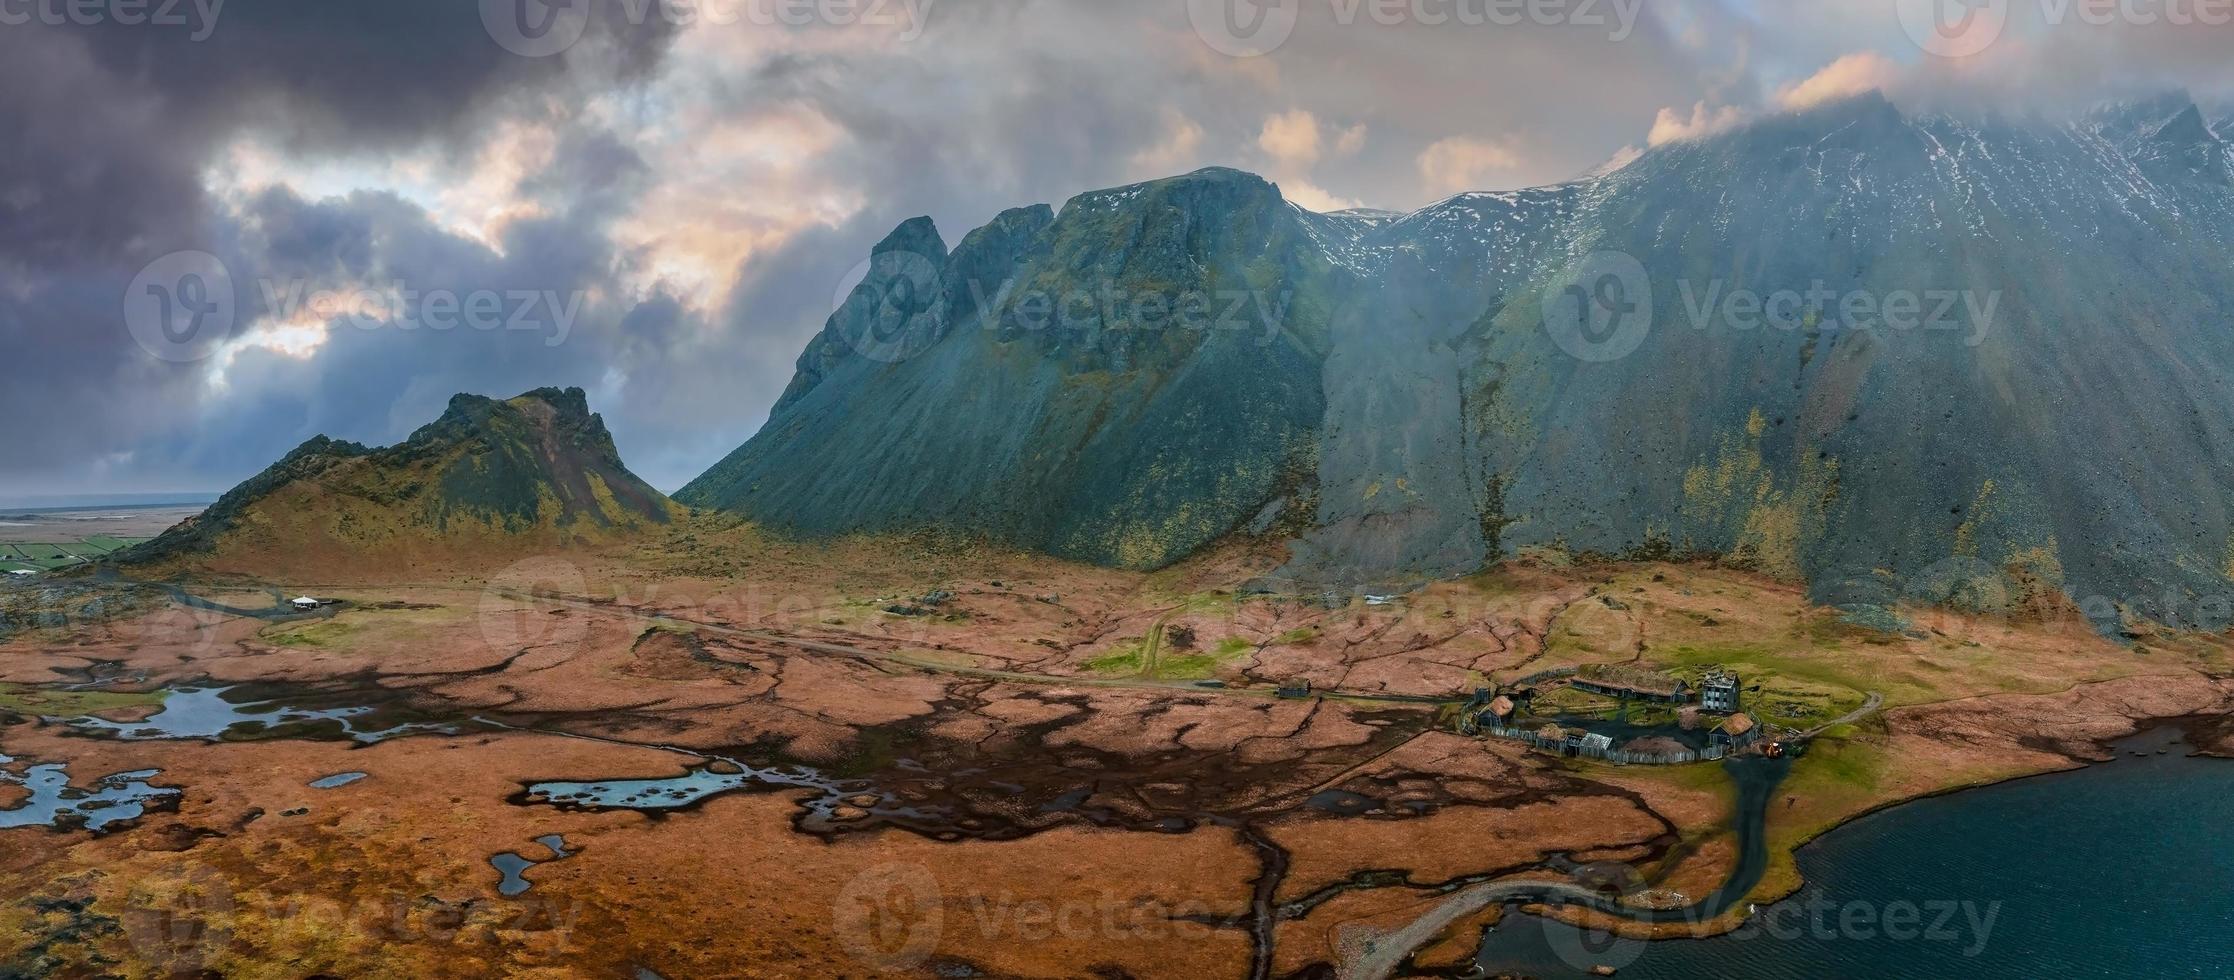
[
  {"xmin": 684, "ymin": 92, "xmax": 2234, "ymax": 630},
  {"xmin": 120, "ymin": 387, "xmax": 677, "ymax": 576},
  {"xmin": 6, "ymin": 526, "xmax": 2232, "ymax": 977}
]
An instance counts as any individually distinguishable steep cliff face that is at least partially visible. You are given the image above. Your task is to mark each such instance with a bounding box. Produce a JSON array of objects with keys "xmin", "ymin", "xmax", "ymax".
[
  {"xmin": 687, "ymin": 94, "xmax": 2234, "ymax": 627},
  {"xmin": 127, "ymin": 387, "xmax": 676, "ymax": 565},
  {"xmin": 679, "ymin": 169, "xmax": 1341, "ymax": 569}
]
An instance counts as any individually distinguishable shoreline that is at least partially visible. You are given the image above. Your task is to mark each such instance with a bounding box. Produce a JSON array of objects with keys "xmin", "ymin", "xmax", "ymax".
[{"xmin": 1508, "ymin": 703, "xmax": 2233, "ymax": 952}]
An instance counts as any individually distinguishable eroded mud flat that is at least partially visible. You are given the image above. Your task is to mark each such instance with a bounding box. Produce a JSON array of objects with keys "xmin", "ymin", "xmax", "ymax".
[{"xmin": 6, "ymin": 549, "xmax": 2234, "ymax": 978}]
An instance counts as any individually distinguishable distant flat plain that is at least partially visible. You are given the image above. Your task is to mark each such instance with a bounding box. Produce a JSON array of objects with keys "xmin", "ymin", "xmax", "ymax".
[{"xmin": 0, "ymin": 503, "xmax": 204, "ymax": 569}]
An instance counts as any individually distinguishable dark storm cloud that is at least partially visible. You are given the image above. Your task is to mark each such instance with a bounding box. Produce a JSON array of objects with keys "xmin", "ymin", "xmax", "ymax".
[
  {"xmin": 7, "ymin": 0, "xmax": 2233, "ymax": 500},
  {"xmin": 0, "ymin": 1, "xmax": 678, "ymax": 496}
]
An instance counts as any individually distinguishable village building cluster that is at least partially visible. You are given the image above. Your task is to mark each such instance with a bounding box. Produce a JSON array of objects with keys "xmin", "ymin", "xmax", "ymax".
[{"xmin": 1460, "ymin": 662, "xmax": 1780, "ymax": 764}]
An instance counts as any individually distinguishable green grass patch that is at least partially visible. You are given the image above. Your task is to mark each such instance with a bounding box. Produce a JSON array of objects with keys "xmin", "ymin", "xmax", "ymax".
[
  {"xmin": 9, "ymin": 543, "xmax": 69, "ymax": 560},
  {"xmin": 1787, "ymin": 735, "xmax": 1885, "ymax": 795},
  {"xmin": 261, "ymin": 619, "xmax": 359, "ymax": 648},
  {"xmin": 1084, "ymin": 642, "xmax": 1147, "ymax": 675},
  {"xmin": 1664, "ymin": 643, "xmax": 1873, "ymax": 707},
  {"xmin": 1150, "ymin": 653, "xmax": 1228, "ymax": 681},
  {"xmin": 0, "ymin": 684, "xmax": 168, "ymax": 718},
  {"xmin": 1088, "ymin": 633, "xmax": 1253, "ymax": 681}
]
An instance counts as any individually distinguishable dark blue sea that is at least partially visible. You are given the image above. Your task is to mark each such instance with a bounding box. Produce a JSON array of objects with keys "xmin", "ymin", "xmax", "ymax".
[{"xmin": 1475, "ymin": 726, "xmax": 2234, "ymax": 978}]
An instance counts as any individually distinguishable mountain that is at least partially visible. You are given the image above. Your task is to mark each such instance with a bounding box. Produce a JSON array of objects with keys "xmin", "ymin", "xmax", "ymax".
[
  {"xmin": 126, "ymin": 387, "xmax": 676, "ymax": 568},
  {"xmin": 683, "ymin": 92, "xmax": 2234, "ymax": 630}
]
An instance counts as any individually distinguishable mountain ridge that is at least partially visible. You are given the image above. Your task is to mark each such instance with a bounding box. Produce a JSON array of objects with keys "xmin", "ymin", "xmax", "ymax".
[
  {"xmin": 684, "ymin": 90, "xmax": 2234, "ymax": 630},
  {"xmin": 125, "ymin": 386, "xmax": 676, "ymax": 570}
]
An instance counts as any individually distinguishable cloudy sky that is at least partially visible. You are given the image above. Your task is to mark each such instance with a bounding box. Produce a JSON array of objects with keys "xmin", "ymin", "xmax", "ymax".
[{"xmin": 4, "ymin": 0, "xmax": 2231, "ymax": 501}]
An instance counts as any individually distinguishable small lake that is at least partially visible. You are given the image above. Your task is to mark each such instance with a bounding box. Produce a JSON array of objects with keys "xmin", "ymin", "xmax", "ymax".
[
  {"xmin": 0, "ymin": 752, "xmax": 178, "ymax": 833},
  {"xmin": 1476, "ymin": 726, "xmax": 2234, "ymax": 978},
  {"xmin": 65, "ymin": 686, "xmax": 451, "ymax": 743}
]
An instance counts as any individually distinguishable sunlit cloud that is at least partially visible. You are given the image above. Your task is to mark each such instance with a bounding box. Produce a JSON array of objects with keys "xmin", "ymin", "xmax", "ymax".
[
  {"xmin": 1417, "ymin": 136, "xmax": 1525, "ymax": 196},
  {"xmin": 1778, "ymin": 52, "xmax": 1904, "ymax": 109},
  {"xmin": 207, "ymin": 321, "xmax": 332, "ymax": 391},
  {"xmin": 1648, "ymin": 101, "xmax": 1750, "ymax": 146}
]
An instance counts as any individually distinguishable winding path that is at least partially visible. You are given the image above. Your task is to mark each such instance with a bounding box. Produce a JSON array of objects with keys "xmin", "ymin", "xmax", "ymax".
[
  {"xmin": 1334, "ymin": 878, "xmax": 1624, "ymax": 980},
  {"xmin": 485, "ymin": 588, "xmax": 1461, "ymax": 709},
  {"xmin": 1337, "ymin": 693, "xmax": 1886, "ymax": 980},
  {"xmin": 1800, "ymin": 691, "xmax": 1885, "ymax": 740}
]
